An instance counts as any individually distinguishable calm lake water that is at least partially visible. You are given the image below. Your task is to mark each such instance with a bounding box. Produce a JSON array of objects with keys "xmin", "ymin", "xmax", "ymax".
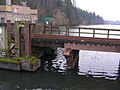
[{"xmin": 0, "ymin": 25, "xmax": 120, "ymax": 90}]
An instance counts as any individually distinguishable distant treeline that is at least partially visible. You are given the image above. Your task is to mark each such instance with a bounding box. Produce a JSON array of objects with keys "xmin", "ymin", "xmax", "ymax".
[{"xmin": 0, "ymin": 0, "xmax": 104, "ymax": 25}]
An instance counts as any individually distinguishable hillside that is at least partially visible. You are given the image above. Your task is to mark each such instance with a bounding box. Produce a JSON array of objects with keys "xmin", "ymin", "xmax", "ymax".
[{"xmin": 0, "ymin": 0, "xmax": 104, "ymax": 25}]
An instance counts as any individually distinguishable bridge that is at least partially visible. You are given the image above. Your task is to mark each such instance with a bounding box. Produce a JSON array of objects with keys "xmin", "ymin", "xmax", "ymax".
[{"xmin": 1, "ymin": 21, "xmax": 120, "ymax": 69}]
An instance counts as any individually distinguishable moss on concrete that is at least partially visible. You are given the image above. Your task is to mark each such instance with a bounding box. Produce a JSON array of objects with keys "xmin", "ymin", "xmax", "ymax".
[
  {"xmin": 0, "ymin": 58, "xmax": 21, "ymax": 64},
  {"xmin": 31, "ymin": 59, "xmax": 40, "ymax": 64}
]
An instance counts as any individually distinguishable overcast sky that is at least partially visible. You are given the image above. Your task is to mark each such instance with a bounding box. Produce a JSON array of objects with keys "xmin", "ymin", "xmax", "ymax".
[{"xmin": 75, "ymin": 0, "xmax": 120, "ymax": 21}]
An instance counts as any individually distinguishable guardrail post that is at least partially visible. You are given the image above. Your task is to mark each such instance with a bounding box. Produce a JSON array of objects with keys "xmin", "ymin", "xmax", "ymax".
[
  {"xmin": 79, "ymin": 28, "xmax": 80, "ymax": 37},
  {"xmin": 48, "ymin": 22, "xmax": 52, "ymax": 35},
  {"xmin": 93, "ymin": 29, "xmax": 95, "ymax": 37},
  {"xmin": 42, "ymin": 23, "xmax": 46, "ymax": 34},
  {"xmin": 68, "ymin": 28, "xmax": 69, "ymax": 36},
  {"xmin": 107, "ymin": 30, "xmax": 110, "ymax": 38}
]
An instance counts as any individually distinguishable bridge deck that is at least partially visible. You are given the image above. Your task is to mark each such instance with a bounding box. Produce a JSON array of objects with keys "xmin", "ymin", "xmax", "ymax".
[{"xmin": 31, "ymin": 26, "xmax": 120, "ymax": 53}]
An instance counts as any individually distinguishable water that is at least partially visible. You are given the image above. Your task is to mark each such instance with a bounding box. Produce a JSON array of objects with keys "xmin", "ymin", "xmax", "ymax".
[
  {"xmin": 0, "ymin": 25, "xmax": 120, "ymax": 90},
  {"xmin": 79, "ymin": 50, "xmax": 120, "ymax": 80}
]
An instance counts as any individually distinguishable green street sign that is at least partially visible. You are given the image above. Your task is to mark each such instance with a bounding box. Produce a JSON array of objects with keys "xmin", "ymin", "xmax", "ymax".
[{"xmin": 42, "ymin": 17, "xmax": 54, "ymax": 22}]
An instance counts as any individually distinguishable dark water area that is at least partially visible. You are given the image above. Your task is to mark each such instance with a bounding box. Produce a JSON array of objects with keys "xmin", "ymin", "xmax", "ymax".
[
  {"xmin": 0, "ymin": 48, "xmax": 120, "ymax": 90},
  {"xmin": 0, "ymin": 68, "xmax": 120, "ymax": 90}
]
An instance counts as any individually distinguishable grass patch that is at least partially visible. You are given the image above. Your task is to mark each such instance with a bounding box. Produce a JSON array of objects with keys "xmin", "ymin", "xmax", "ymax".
[
  {"xmin": 31, "ymin": 59, "xmax": 40, "ymax": 64},
  {"xmin": 12, "ymin": 56, "xmax": 35, "ymax": 61},
  {"xmin": 0, "ymin": 56, "xmax": 40, "ymax": 64},
  {"xmin": 0, "ymin": 58, "xmax": 21, "ymax": 64}
]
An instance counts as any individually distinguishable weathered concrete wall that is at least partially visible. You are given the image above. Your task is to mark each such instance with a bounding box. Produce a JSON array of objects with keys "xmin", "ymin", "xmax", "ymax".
[
  {"xmin": 0, "ymin": 59, "xmax": 41, "ymax": 71},
  {"xmin": 0, "ymin": 62, "xmax": 20, "ymax": 71}
]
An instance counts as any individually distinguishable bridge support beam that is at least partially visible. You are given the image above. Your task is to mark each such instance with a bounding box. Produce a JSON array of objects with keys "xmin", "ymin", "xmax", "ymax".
[{"xmin": 64, "ymin": 49, "xmax": 79, "ymax": 69}]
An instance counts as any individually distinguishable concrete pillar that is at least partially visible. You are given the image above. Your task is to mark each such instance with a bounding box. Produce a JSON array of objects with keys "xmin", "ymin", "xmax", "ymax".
[{"xmin": 64, "ymin": 49, "xmax": 79, "ymax": 69}]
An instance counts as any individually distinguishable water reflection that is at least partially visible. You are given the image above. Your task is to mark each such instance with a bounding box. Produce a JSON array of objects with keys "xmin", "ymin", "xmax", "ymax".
[{"xmin": 78, "ymin": 50, "xmax": 120, "ymax": 80}]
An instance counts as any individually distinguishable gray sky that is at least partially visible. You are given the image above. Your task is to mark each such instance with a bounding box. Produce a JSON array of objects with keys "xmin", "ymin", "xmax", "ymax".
[{"xmin": 75, "ymin": 0, "xmax": 120, "ymax": 21}]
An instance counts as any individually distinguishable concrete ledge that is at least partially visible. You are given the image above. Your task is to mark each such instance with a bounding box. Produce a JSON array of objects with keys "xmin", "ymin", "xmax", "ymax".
[{"xmin": 0, "ymin": 57, "xmax": 41, "ymax": 71}]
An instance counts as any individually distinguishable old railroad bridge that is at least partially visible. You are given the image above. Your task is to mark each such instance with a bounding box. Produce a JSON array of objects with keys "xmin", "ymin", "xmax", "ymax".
[{"xmin": 1, "ymin": 21, "xmax": 120, "ymax": 69}]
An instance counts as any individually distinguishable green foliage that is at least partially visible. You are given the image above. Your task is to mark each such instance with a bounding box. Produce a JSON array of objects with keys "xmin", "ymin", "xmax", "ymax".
[
  {"xmin": 1, "ymin": 0, "xmax": 104, "ymax": 25},
  {"xmin": 11, "ymin": 0, "xmax": 21, "ymax": 5},
  {"xmin": 0, "ymin": 0, "xmax": 5, "ymax": 5},
  {"xmin": 56, "ymin": 0, "xmax": 63, "ymax": 8},
  {"xmin": 46, "ymin": 7, "xmax": 53, "ymax": 17},
  {"xmin": 26, "ymin": 0, "xmax": 38, "ymax": 9},
  {"xmin": 77, "ymin": 8, "xmax": 104, "ymax": 25}
]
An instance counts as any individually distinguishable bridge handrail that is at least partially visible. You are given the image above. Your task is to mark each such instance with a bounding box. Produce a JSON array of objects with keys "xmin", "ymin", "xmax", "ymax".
[
  {"xmin": 33, "ymin": 25, "xmax": 120, "ymax": 39},
  {"xmin": 66, "ymin": 26, "xmax": 120, "ymax": 31},
  {"xmin": 62, "ymin": 26, "xmax": 120, "ymax": 39}
]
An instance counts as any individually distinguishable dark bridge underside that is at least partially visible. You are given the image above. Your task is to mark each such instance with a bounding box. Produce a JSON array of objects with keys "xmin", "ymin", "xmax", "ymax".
[{"xmin": 31, "ymin": 34, "xmax": 120, "ymax": 53}]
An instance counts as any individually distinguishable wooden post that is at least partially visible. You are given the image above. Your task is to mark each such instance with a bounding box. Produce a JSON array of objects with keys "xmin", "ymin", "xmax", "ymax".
[
  {"xmin": 42, "ymin": 23, "xmax": 46, "ymax": 34},
  {"xmin": 68, "ymin": 28, "xmax": 69, "ymax": 36},
  {"xmin": 48, "ymin": 22, "xmax": 52, "ymax": 35},
  {"xmin": 6, "ymin": 20, "xmax": 11, "ymax": 57},
  {"xmin": 24, "ymin": 22, "xmax": 31, "ymax": 57},
  {"xmin": 14, "ymin": 21, "xmax": 21, "ymax": 57},
  {"xmin": 107, "ymin": 30, "xmax": 110, "ymax": 38},
  {"xmin": 79, "ymin": 28, "xmax": 80, "ymax": 37},
  {"xmin": 93, "ymin": 29, "xmax": 95, "ymax": 37},
  {"xmin": 35, "ymin": 23, "xmax": 38, "ymax": 34}
]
